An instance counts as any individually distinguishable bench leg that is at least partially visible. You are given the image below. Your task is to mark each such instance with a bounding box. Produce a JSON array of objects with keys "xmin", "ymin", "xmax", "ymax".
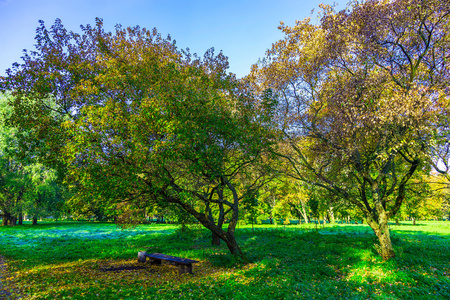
[
  {"xmin": 178, "ymin": 264, "xmax": 193, "ymax": 275},
  {"xmin": 138, "ymin": 251, "xmax": 147, "ymax": 263}
]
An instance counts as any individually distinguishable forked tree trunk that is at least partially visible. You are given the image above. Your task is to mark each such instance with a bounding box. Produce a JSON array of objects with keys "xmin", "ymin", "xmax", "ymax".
[
  {"xmin": 204, "ymin": 215, "xmax": 245, "ymax": 259},
  {"xmin": 176, "ymin": 201, "xmax": 245, "ymax": 260},
  {"xmin": 163, "ymin": 180, "xmax": 247, "ymax": 262}
]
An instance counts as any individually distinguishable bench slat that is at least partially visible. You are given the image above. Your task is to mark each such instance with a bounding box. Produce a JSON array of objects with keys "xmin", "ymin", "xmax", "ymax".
[{"xmin": 144, "ymin": 252, "xmax": 199, "ymax": 265}]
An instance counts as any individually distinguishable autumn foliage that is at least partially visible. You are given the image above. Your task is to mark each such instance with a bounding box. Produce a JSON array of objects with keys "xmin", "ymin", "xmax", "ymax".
[{"xmin": 250, "ymin": 0, "xmax": 450, "ymax": 259}]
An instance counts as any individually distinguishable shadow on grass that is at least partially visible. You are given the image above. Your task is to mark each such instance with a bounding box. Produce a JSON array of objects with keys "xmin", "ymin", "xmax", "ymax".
[
  {"xmin": 187, "ymin": 229, "xmax": 450, "ymax": 299},
  {"xmin": 391, "ymin": 229, "xmax": 450, "ymax": 239}
]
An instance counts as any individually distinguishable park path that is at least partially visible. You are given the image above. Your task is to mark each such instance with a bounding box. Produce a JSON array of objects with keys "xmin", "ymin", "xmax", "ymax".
[{"xmin": 0, "ymin": 255, "xmax": 23, "ymax": 299}]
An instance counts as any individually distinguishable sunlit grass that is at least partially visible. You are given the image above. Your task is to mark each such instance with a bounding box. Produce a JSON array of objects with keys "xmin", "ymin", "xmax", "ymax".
[{"xmin": 0, "ymin": 221, "xmax": 449, "ymax": 299}]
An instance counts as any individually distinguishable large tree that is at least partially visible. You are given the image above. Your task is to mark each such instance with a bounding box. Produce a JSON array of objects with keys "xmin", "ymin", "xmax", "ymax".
[
  {"xmin": 1, "ymin": 19, "xmax": 276, "ymax": 258},
  {"xmin": 251, "ymin": 0, "xmax": 450, "ymax": 260}
]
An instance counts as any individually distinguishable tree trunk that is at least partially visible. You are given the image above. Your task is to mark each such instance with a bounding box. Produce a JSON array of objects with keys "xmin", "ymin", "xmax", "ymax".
[
  {"xmin": 204, "ymin": 214, "xmax": 245, "ymax": 260},
  {"xmin": 412, "ymin": 217, "xmax": 416, "ymax": 225},
  {"xmin": 300, "ymin": 199, "xmax": 309, "ymax": 223},
  {"xmin": 10, "ymin": 216, "xmax": 17, "ymax": 226},
  {"xmin": 2, "ymin": 214, "xmax": 8, "ymax": 226},
  {"xmin": 220, "ymin": 181, "xmax": 246, "ymax": 261},
  {"xmin": 366, "ymin": 211, "xmax": 395, "ymax": 260},
  {"xmin": 2, "ymin": 211, "xmax": 12, "ymax": 226},
  {"xmin": 32, "ymin": 216, "xmax": 38, "ymax": 225},
  {"xmin": 224, "ymin": 231, "xmax": 244, "ymax": 257},
  {"xmin": 18, "ymin": 213, "xmax": 23, "ymax": 225},
  {"xmin": 327, "ymin": 207, "xmax": 335, "ymax": 224},
  {"xmin": 208, "ymin": 204, "xmax": 225, "ymax": 246},
  {"xmin": 374, "ymin": 222, "xmax": 394, "ymax": 260},
  {"xmin": 162, "ymin": 181, "xmax": 247, "ymax": 262},
  {"xmin": 212, "ymin": 232, "xmax": 221, "ymax": 246}
]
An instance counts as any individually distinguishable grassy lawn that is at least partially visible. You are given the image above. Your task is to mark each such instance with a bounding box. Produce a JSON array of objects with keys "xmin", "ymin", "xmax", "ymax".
[{"xmin": 0, "ymin": 221, "xmax": 449, "ymax": 299}]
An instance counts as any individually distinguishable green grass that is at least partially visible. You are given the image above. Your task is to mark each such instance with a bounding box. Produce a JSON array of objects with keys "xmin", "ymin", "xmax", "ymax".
[{"xmin": 0, "ymin": 221, "xmax": 449, "ymax": 299}]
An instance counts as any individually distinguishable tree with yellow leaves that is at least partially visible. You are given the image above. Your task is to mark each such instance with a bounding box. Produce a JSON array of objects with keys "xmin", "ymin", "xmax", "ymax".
[{"xmin": 251, "ymin": 0, "xmax": 450, "ymax": 260}]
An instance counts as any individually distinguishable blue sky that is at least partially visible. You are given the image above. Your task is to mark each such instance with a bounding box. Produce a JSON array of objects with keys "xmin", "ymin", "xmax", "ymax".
[{"xmin": 0, "ymin": 0, "xmax": 338, "ymax": 78}]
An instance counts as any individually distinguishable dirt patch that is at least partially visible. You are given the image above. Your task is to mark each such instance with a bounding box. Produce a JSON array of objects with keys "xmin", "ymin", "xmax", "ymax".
[
  {"xmin": 100, "ymin": 265, "xmax": 150, "ymax": 272},
  {"xmin": 0, "ymin": 255, "xmax": 24, "ymax": 299},
  {"xmin": 0, "ymin": 255, "xmax": 12, "ymax": 299}
]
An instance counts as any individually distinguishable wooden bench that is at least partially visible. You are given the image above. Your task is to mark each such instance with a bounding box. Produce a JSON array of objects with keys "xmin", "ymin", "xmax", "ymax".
[{"xmin": 138, "ymin": 252, "xmax": 199, "ymax": 275}]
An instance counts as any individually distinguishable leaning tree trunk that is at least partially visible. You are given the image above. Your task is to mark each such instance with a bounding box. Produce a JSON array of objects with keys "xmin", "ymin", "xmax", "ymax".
[{"xmin": 224, "ymin": 231, "xmax": 243, "ymax": 257}]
